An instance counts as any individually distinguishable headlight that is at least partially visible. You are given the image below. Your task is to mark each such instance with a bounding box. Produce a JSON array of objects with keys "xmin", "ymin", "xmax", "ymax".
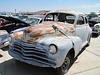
[
  {"xmin": 94, "ymin": 23, "xmax": 100, "ymax": 30},
  {"xmin": 8, "ymin": 35, "xmax": 14, "ymax": 43},
  {"xmin": 95, "ymin": 25, "xmax": 99, "ymax": 29},
  {"xmin": 48, "ymin": 44, "xmax": 58, "ymax": 55}
]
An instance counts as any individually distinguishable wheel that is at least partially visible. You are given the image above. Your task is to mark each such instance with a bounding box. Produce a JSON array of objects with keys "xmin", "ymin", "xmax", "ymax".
[{"xmin": 56, "ymin": 54, "xmax": 71, "ymax": 75}]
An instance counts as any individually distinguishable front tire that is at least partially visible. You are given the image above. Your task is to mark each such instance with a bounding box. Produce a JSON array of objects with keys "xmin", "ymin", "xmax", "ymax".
[{"xmin": 56, "ymin": 54, "xmax": 71, "ymax": 75}]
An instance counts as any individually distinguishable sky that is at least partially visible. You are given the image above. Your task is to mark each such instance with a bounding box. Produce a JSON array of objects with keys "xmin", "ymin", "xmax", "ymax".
[{"xmin": 0, "ymin": 0, "xmax": 100, "ymax": 14}]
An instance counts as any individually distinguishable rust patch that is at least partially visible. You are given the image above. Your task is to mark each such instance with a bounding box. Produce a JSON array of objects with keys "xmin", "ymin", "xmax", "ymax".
[
  {"xmin": 11, "ymin": 31, "xmax": 24, "ymax": 39},
  {"xmin": 57, "ymin": 33, "xmax": 63, "ymax": 37},
  {"xmin": 26, "ymin": 39, "xmax": 37, "ymax": 45},
  {"xmin": 27, "ymin": 39, "xmax": 34, "ymax": 43},
  {"xmin": 0, "ymin": 30, "xmax": 8, "ymax": 35},
  {"xmin": 65, "ymin": 29, "xmax": 68, "ymax": 34},
  {"xmin": 24, "ymin": 26, "xmax": 32, "ymax": 33},
  {"xmin": 70, "ymin": 27, "xmax": 74, "ymax": 30},
  {"xmin": 16, "ymin": 21, "xmax": 75, "ymax": 44}
]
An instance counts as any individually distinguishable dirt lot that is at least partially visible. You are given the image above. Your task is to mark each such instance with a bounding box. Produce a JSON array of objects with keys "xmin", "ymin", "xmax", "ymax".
[{"xmin": 0, "ymin": 35, "xmax": 100, "ymax": 75}]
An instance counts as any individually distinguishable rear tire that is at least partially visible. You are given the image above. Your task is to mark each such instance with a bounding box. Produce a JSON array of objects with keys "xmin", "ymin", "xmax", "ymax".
[{"xmin": 56, "ymin": 54, "xmax": 71, "ymax": 75}]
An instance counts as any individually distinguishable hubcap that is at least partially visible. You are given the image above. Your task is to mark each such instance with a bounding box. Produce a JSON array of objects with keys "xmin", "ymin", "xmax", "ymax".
[{"xmin": 62, "ymin": 57, "xmax": 70, "ymax": 73}]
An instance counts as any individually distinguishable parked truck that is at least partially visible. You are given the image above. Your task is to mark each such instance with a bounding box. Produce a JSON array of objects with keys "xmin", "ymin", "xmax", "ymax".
[{"xmin": 8, "ymin": 10, "xmax": 92, "ymax": 75}]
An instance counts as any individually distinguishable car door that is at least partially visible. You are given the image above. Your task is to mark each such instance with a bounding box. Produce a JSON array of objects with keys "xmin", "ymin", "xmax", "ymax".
[{"xmin": 75, "ymin": 15, "xmax": 88, "ymax": 45}]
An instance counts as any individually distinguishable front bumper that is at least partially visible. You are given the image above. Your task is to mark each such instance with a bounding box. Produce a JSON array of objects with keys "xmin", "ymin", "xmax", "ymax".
[
  {"xmin": 8, "ymin": 41, "xmax": 56, "ymax": 67},
  {"xmin": 92, "ymin": 30, "xmax": 100, "ymax": 35},
  {"xmin": 91, "ymin": 27, "xmax": 100, "ymax": 34}
]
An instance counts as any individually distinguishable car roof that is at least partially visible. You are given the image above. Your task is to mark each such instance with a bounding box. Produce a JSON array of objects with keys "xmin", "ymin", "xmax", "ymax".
[
  {"xmin": 28, "ymin": 15, "xmax": 45, "ymax": 19},
  {"xmin": 48, "ymin": 10, "xmax": 84, "ymax": 16}
]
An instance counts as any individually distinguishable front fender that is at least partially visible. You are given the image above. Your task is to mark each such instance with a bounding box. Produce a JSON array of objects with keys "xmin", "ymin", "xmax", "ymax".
[
  {"xmin": 37, "ymin": 36, "xmax": 82, "ymax": 68},
  {"xmin": 37, "ymin": 36, "xmax": 74, "ymax": 68},
  {"xmin": 69, "ymin": 36, "xmax": 82, "ymax": 57}
]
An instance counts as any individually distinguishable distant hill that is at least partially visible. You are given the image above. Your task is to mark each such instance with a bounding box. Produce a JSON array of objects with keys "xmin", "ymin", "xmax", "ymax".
[
  {"xmin": 33, "ymin": 10, "xmax": 50, "ymax": 15},
  {"xmin": 21, "ymin": 10, "xmax": 50, "ymax": 15},
  {"xmin": 0, "ymin": 11, "xmax": 13, "ymax": 15},
  {"xmin": 0, "ymin": 10, "xmax": 50, "ymax": 15},
  {"xmin": 0, "ymin": 11, "xmax": 13, "ymax": 14}
]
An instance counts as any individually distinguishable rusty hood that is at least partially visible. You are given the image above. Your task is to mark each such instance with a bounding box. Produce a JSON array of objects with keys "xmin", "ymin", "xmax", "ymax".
[
  {"xmin": 0, "ymin": 30, "xmax": 8, "ymax": 36},
  {"xmin": 11, "ymin": 21, "xmax": 74, "ymax": 44},
  {"xmin": 11, "ymin": 31, "xmax": 24, "ymax": 39}
]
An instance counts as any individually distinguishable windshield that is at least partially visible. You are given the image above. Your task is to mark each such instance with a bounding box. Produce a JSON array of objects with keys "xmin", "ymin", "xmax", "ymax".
[
  {"xmin": 21, "ymin": 18, "xmax": 40, "ymax": 25},
  {"xmin": 91, "ymin": 17, "xmax": 100, "ymax": 23},
  {"xmin": 44, "ymin": 13, "xmax": 76, "ymax": 24}
]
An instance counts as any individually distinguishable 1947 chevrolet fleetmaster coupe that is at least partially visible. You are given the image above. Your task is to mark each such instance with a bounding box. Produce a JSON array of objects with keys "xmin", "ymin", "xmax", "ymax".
[{"xmin": 8, "ymin": 10, "xmax": 92, "ymax": 75}]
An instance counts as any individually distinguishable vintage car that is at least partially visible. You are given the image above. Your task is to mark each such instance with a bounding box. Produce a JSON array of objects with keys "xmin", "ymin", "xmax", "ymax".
[
  {"xmin": 0, "ymin": 15, "xmax": 30, "ymax": 33},
  {"xmin": 94, "ymin": 23, "xmax": 100, "ymax": 31},
  {"xmin": 8, "ymin": 10, "xmax": 92, "ymax": 75},
  {"xmin": 0, "ymin": 15, "xmax": 43, "ymax": 48},
  {"xmin": 10, "ymin": 15, "xmax": 44, "ymax": 33},
  {"xmin": 0, "ymin": 15, "xmax": 29, "ymax": 48},
  {"xmin": 88, "ymin": 17, "xmax": 100, "ymax": 35}
]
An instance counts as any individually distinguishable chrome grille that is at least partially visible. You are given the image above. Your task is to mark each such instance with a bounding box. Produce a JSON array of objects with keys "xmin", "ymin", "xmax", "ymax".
[{"xmin": 12, "ymin": 41, "xmax": 55, "ymax": 66}]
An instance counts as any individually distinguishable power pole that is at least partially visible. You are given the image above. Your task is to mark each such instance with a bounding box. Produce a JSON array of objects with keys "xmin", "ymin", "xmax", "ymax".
[{"xmin": 15, "ymin": 9, "xmax": 16, "ymax": 13}]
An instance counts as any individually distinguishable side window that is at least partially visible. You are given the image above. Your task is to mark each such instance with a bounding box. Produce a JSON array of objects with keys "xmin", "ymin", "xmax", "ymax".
[
  {"xmin": 44, "ymin": 13, "xmax": 58, "ymax": 21},
  {"xmin": 58, "ymin": 13, "xmax": 75, "ymax": 24},
  {"xmin": 85, "ymin": 17, "xmax": 88, "ymax": 24},
  {"xmin": 44, "ymin": 14, "xmax": 53, "ymax": 21},
  {"xmin": 77, "ymin": 16, "xmax": 85, "ymax": 25},
  {"xmin": 66, "ymin": 15, "xmax": 75, "ymax": 24}
]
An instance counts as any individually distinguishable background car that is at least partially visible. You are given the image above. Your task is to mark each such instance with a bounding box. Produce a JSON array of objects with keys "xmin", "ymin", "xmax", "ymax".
[
  {"xmin": 0, "ymin": 15, "xmax": 30, "ymax": 33},
  {"xmin": 94, "ymin": 23, "xmax": 100, "ymax": 31},
  {"xmin": 0, "ymin": 15, "xmax": 30, "ymax": 48},
  {"xmin": 0, "ymin": 15, "xmax": 44, "ymax": 48},
  {"xmin": 0, "ymin": 30, "xmax": 9, "ymax": 48},
  {"xmin": 88, "ymin": 16, "xmax": 100, "ymax": 35},
  {"xmin": 10, "ymin": 15, "xmax": 44, "ymax": 33}
]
